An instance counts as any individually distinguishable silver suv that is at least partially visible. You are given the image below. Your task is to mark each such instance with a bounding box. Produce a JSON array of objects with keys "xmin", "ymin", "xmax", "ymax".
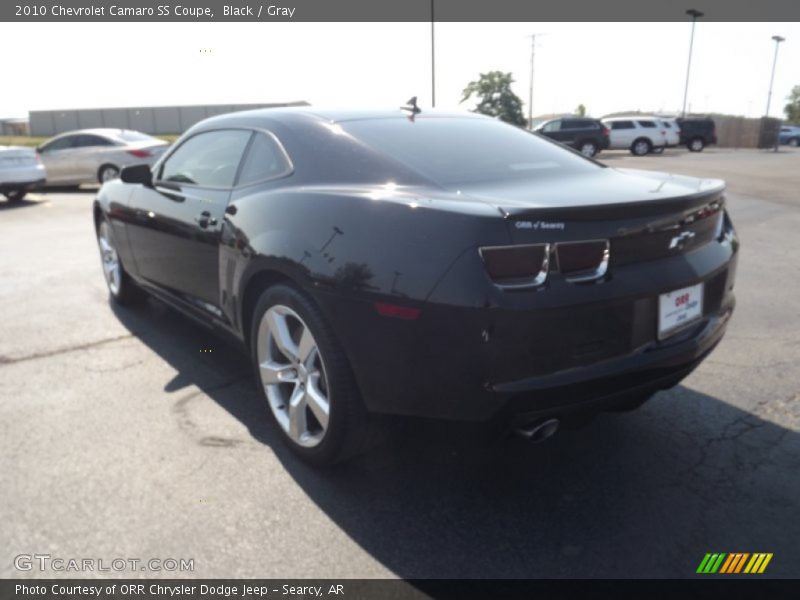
[{"xmin": 601, "ymin": 117, "xmax": 666, "ymax": 156}]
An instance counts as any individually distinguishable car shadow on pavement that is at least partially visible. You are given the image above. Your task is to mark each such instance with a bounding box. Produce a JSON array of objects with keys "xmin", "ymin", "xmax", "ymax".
[
  {"xmin": 111, "ymin": 298, "xmax": 800, "ymax": 579},
  {"xmin": 0, "ymin": 198, "xmax": 41, "ymax": 210}
]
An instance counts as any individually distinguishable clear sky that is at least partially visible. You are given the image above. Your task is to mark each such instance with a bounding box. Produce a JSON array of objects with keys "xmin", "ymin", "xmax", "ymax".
[{"xmin": 1, "ymin": 21, "xmax": 797, "ymax": 120}]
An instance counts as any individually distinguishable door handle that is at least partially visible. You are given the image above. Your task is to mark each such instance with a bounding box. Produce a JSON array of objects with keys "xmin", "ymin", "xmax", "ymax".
[{"xmin": 195, "ymin": 211, "xmax": 217, "ymax": 229}]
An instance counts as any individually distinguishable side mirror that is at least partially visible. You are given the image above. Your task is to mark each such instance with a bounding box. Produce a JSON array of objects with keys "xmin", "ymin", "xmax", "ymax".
[{"xmin": 120, "ymin": 164, "xmax": 153, "ymax": 187}]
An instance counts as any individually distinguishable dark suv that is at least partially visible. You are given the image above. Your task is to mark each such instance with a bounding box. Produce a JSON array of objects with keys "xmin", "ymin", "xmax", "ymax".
[
  {"xmin": 535, "ymin": 117, "xmax": 610, "ymax": 157},
  {"xmin": 677, "ymin": 117, "xmax": 717, "ymax": 152}
]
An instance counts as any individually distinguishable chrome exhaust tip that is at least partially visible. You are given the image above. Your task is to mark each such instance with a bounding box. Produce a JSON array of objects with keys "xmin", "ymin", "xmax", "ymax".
[{"xmin": 515, "ymin": 418, "xmax": 560, "ymax": 443}]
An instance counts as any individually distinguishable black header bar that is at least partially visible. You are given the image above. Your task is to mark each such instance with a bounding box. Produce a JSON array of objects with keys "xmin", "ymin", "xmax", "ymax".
[{"xmin": 2, "ymin": 0, "xmax": 799, "ymax": 22}]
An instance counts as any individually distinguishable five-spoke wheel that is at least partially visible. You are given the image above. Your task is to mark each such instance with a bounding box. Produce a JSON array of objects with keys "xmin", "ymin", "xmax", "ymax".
[{"xmin": 257, "ymin": 305, "xmax": 331, "ymax": 448}]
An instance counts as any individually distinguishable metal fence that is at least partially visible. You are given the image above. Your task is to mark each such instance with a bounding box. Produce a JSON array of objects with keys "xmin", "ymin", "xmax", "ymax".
[{"xmin": 28, "ymin": 102, "xmax": 309, "ymax": 137}]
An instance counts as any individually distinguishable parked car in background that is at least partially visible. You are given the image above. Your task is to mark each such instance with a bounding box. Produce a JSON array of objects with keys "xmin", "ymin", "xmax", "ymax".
[
  {"xmin": 659, "ymin": 118, "xmax": 681, "ymax": 149},
  {"xmin": 601, "ymin": 117, "xmax": 666, "ymax": 156},
  {"xmin": 37, "ymin": 129, "xmax": 168, "ymax": 186},
  {"xmin": 535, "ymin": 117, "xmax": 610, "ymax": 157},
  {"xmin": 0, "ymin": 145, "xmax": 46, "ymax": 202},
  {"xmin": 94, "ymin": 107, "xmax": 738, "ymax": 465},
  {"xmin": 778, "ymin": 125, "xmax": 800, "ymax": 147},
  {"xmin": 676, "ymin": 117, "xmax": 717, "ymax": 152}
]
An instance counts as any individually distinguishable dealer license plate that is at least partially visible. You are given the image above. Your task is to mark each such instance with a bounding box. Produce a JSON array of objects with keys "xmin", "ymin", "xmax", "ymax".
[{"xmin": 658, "ymin": 283, "xmax": 704, "ymax": 338}]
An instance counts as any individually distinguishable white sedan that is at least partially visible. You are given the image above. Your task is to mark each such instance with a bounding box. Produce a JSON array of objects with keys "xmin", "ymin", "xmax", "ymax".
[{"xmin": 0, "ymin": 145, "xmax": 46, "ymax": 202}]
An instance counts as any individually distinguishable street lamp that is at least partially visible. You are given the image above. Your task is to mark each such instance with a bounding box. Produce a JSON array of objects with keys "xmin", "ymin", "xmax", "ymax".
[
  {"xmin": 681, "ymin": 9, "xmax": 704, "ymax": 117},
  {"xmin": 765, "ymin": 35, "xmax": 785, "ymax": 117}
]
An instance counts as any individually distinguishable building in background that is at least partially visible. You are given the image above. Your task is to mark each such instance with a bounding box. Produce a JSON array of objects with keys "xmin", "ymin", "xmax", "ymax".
[
  {"xmin": 28, "ymin": 101, "xmax": 310, "ymax": 137},
  {"xmin": 0, "ymin": 118, "xmax": 30, "ymax": 136}
]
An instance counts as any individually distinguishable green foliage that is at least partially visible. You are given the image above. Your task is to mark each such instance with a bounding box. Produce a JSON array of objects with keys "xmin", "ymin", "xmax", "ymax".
[
  {"xmin": 575, "ymin": 104, "xmax": 587, "ymax": 117},
  {"xmin": 785, "ymin": 85, "xmax": 800, "ymax": 124},
  {"xmin": 461, "ymin": 71, "xmax": 526, "ymax": 126}
]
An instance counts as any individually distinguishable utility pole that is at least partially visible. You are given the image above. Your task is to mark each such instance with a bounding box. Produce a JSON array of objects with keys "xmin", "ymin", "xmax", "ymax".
[
  {"xmin": 431, "ymin": 0, "xmax": 436, "ymax": 107},
  {"xmin": 527, "ymin": 34, "xmax": 546, "ymax": 128},
  {"xmin": 682, "ymin": 9, "xmax": 704, "ymax": 117},
  {"xmin": 528, "ymin": 34, "xmax": 535, "ymax": 128}
]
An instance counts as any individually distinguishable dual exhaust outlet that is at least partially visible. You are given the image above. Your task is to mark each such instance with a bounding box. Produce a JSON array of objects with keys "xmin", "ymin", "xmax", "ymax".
[{"xmin": 514, "ymin": 417, "xmax": 560, "ymax": 443}]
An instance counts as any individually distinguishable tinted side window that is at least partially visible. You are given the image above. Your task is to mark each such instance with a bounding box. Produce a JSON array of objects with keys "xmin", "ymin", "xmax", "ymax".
[
  {"xmin": 236, "ymin": 132, "xmax": 292, "ymax": 186},
  {"xmin": 610, "ymin": 121, "xmax": 634, "ymax": 130},
  {"xmin": 76, "ymin": 135, "xmax": 114, "ymax": 147},
  {"xmin": 638, "ymin": 121, "xmax": 656, "ymax": 128},
  {"xmin": 160, "ymin": 130, "xmax": 251, "ymax": 188},
  {"xmin": 579, "ymin": 120, "xmax": 599, "ymax": 129},
  {"xmin": 41, "ymin": 136, "xmax": 76, "ymax": 152},
  {"xmin": 662, "ymin": 122, "xmax": 672, "ymax": 129},
  {"xmin": 560, "ymin": 120, "xmax": 579, "ymax": 130}
]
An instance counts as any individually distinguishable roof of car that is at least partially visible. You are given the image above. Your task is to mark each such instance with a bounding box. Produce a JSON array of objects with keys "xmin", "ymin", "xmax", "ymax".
[
  {"xmin": 199, "ymin": 106, "xmax": 490, "ymax": 127},
  {"xmin": 53, "ymin": 128, "xmax": 140, "ymax": 138},
  {"xmin": 602, "ymin": 116, "xmax": 660, "ymax": 121}
]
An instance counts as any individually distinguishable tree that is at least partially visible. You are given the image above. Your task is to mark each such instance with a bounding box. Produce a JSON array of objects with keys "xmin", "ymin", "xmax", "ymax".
[
  {"xmin": 575, "ymin": 104, "xmax": 587, "ymax": 117},
  {"xmin": 785, "ymin": 85, "xmax": 800, "ymax": 124},
  {"xmin": 461, "ymin": 71, "xmax": 526, "ymax": 126}
]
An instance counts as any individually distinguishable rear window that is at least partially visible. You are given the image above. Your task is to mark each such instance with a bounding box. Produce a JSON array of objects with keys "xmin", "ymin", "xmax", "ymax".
[
  {"xmin": 116, "ymin": 130, "xmax": 160, "ymax": 143},
  {"xmin": 637, "ymin": 121, "xmax": 657, "ymax": 128},
  {"xmin": 342, "ymin": 117, "xmax": 600, "ymax": 186}
]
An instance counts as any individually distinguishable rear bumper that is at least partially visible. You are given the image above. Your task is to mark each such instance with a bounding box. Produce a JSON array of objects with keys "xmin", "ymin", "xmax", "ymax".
[
  {"xmin": 318, "ymin": 238, "xmax": 738, "ymax": 423},
  {"xmin": 0, "ymin": 165, "xmax": 46, "ymax": 189}
]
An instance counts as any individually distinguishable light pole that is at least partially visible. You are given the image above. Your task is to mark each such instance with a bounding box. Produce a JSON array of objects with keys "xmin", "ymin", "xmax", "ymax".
[
  {"xmin": 765, "ymin": 35, "xmax": 786, "ymax": 151},
  {"xmin": 765, "ymin": 35, "xmax": 785, "ymax": 117},
  {"xmin": 681, "ymin": 9, "xmax": 704, "ymax": 117}
]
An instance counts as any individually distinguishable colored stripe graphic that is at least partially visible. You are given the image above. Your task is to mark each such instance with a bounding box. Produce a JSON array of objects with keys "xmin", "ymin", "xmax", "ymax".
[
  {"xmin": 700, "ymin": 552, "xmax": 774, "ymax": 574},
  {"xmin": 697, "ymin": 553, "xmax": 727, "ymax": 573}
]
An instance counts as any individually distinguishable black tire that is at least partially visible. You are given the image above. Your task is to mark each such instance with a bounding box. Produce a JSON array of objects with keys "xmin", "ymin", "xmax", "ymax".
[
  {"xmin": 577, "ymin": 140, "xmax": 598, "ymax": 157},
  {"xmin": 98, "ymin": 164, "xmax": 120, "ymax": 183},
  {"xmin": 630, "ymin": 138, "xmax": 652, "ymax": 156},
  {"xmin": 5, "ymin": 188, "xmax": 26, "ymax": 202},
  {"xmin": 95, "ymin": 218, "xmax": 146, "ymax": 306},
  {"xmin": 788, "ymin": 137, "xmax": 799, "ymax": 147},
  {"xmin": 250, "ymin": 284, "xmax": 370, "ymax": 466},
  {"xmin": 688, "ymin": 137, "xmax": 705, "ymax": 152}
]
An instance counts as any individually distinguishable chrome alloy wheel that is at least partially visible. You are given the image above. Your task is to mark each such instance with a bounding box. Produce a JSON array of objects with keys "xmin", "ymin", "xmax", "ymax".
[
  {"xmin": 98, "ymin": 221, "xmax": 121, "ymax": 295},
  {"xmin": 257, "ymin": 305, "xmax": 331, "ymax": 447}
]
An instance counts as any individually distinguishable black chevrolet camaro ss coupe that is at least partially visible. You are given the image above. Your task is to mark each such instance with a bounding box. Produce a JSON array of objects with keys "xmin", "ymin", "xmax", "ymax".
[{"xmin": 94, "ymin": 107, "xmax": 739, "ymax": 465}]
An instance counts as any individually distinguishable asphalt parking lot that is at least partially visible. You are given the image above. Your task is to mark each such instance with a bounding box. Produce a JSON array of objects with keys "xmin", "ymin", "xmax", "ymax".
[{"xmin": 1, "ymin": 148, "xmax": 799, "ymax": 580}]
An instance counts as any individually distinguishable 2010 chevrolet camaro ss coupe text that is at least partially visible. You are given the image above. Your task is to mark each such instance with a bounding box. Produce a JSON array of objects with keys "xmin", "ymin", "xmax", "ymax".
[{"xmin": 94, "ymin": 107, "xmax": 739, "ymax": 465}]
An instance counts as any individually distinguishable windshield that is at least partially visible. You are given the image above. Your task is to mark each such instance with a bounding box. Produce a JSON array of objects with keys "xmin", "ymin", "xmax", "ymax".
[{"xmin": 341, "ymin": 116, "xmax": 601, "ymax": 186}]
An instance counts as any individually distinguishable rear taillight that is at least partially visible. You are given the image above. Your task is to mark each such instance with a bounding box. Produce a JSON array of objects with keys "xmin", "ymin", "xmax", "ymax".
[
  {"xmin": 554, "ymin": 240, "xmax": 610, "ymax": 283},
  {"xmin": 479, "ymin": 244, "xmax": 550, "ymax": 288},
  {"xmin": 602, "ymin": 127, "xmax": 610, "ymax": 137},
  {"xmin": 127, "ymin": 149, "xmax": 152, "ymax": 158}
]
